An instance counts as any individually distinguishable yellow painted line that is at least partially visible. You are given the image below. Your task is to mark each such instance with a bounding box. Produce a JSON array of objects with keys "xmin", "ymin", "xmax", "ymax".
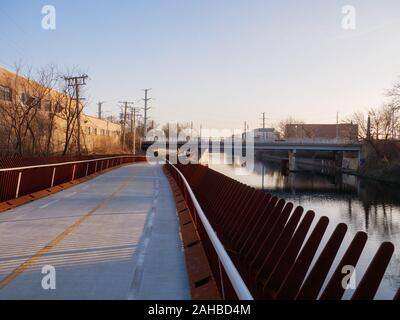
[{"xmin": 0, "ymin": 178, "xmax": 131, "ymax": 289}]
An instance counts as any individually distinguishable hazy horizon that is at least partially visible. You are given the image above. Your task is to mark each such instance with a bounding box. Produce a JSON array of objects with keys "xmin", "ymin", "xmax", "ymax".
[{"xmin": 1, "ymin": 0, "xmax": 400, "ymax": 130}]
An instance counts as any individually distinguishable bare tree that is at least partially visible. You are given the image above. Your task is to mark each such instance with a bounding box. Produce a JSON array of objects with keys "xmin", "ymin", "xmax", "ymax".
[
  {"xmin": 387, "ymin": 77, "xmax": 400, "ymax": 110},
  {"xmin": 350, "ymin": 103, "xmax": 399, "ymax": 162},
  {"xmin": 53, "ymin": 81, "xmax": 79, "ymax": 155},
  {"xmin": 0, "ymin": 64, "xmax": 58, "ymax": 156},
  {"xmin": 162, "ymin": 122, "xmax": 191, "ymax": 139},
  {"xmin": 276, "ymin": 117, "xmax": 305, "ymax": 139}
]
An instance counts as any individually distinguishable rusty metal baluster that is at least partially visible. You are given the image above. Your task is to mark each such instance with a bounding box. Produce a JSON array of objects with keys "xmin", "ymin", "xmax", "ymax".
[{"xmin": 351, "ymin": 242, "xmax": 395, "ymax": 300}]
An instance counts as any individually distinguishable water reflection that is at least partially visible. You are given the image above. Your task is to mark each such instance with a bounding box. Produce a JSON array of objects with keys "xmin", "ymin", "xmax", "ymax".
[{"xmin": 207, "ymin": 152, "xmax": 400, "ymax": 299}]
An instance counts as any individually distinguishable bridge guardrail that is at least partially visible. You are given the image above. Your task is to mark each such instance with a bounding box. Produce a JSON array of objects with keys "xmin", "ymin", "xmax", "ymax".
[
  {"xmin": 166, "ymin": 163, "xmax": 399, "ymax": 300},
  {"xmin": 0, "ymin": 155, "xmax": 145, "ymax": 203},
  {"xmin": 165, "ymin": 161, "xmax": 253, "ymax": 300}
]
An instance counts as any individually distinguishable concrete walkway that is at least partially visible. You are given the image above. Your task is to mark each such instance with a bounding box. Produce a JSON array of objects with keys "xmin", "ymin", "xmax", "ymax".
[{"xmin": 0, "ymin": 163, "xmax": 190, "ymax": 300}]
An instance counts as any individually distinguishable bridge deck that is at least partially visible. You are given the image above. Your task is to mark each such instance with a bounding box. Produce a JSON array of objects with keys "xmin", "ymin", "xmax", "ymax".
[{"xmin": 0, "ymin": 163, "xmax": 190, "ymax": 300}]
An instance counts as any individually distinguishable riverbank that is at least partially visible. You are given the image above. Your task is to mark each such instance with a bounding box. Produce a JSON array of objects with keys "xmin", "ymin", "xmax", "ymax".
[
  {"xmin": 359, "ymin": 161, "xmax": 400, "ymax": 186},
  {"xmin": 258, "ymin": 152, "xmax": 400, "ymax": 186}
]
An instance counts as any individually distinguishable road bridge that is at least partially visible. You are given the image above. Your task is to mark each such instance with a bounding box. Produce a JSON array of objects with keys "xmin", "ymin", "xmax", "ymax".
[
  {"xmin": 0, "ymin": 162, "xmax": 190, "ymax": 299},
  {"xmin": 142, "ymin": 139, "xmax": 363, "ymax": 172}
]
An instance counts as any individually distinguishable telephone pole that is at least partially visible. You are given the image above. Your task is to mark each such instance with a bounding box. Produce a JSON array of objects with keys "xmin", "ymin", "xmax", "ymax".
[
  {"xmin": 142, "ymin": 88, "xmax": 152, "ymax": 137},
  {"xmin": 97, "ymin": 101, "xmax": 106, "ymax": 119},
  {"xmin": 261, "ymin": 112, "xmax": 267, "ymax": 140},
  {"xmin": 130, "ymin": 107, "xmax": 140, "ymax": 154},
  {"xmin": 64, "ymin": 75, "xmax": 88, "ymax": 155},
  {"xmin": 261, "ymin": 112, "xmax": 266, "ymax": 129},
  {"xmin": 119, "ymin": 101, "xmax": 135, "ymax": 151},
  {"xmin": 336, "ymin": 112, "xmax": 339, "ymax": 140}
]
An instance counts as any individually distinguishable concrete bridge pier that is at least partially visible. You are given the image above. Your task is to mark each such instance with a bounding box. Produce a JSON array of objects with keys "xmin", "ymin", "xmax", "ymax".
[
  {"xmin": 288, "ymin": 149, "xmax": 297, "ymax": 172},
  {"xmin": 334, "ymin": 151, "xmax": 344, "ymax": 171}
]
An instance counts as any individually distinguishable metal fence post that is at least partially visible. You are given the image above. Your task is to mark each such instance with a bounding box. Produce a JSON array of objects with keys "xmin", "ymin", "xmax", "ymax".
[
  {"xmin": 85, "ymin": 163, "xmax": 89, "ymax": 176},
  {"xmin": 72, "ymin": 164, "xmax": 76, "ymax": 181},
  {"xmin": 51, "ymin": 167, "xmax": 56, "ymax": 187},
  {"xmin": 15, "ymin": 171, "xmax": 22, "ymax": 199}
]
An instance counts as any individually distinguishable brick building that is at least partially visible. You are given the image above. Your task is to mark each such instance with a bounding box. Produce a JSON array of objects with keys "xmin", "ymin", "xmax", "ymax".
[
  {"xmin": 284, "ymin": 123, "xmax": 359, "ymax": 141},
  {"xmin": 0, "ymin": 67, "xmax": 122, "ymax": 155}
]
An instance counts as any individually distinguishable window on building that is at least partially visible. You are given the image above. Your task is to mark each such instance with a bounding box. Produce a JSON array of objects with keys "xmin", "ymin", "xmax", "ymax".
[
  {"xmin": 43, "ymin": 100, "xmax": 52, "ymax": 112},
  {"xmin": 93, "ymin": 128, "xmax": 97, "ymax": 135},
  {"xmin": 0, "ymin": 85, "xmax": 12, "ymax": 101},
  {"xmin": 86, "ymin": 127, "xmax": 91, "ymax": 135},
  {"xmin": 20, "ymin": 93, "xmax": 41, "ymax": 109},
  {"xmin": 54, "ymin": 102, "xmax": 63, "ymax": 113}
]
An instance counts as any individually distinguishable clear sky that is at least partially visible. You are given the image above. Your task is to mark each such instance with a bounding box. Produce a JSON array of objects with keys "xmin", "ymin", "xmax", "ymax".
[{"xmin": 1, "ymin": 0, "xmax": 400, "ymax": 130}]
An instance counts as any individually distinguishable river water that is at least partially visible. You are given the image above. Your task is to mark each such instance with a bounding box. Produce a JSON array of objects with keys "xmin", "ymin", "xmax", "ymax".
[{"xmin": 206, "ymin": 152, "xmax": 400, "ymax": 300}]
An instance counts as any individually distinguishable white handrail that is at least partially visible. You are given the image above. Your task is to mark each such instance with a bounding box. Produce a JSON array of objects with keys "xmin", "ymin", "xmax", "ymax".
[
  {"xmin": 0, "ymin": 155, "xmax": 138, "ymax": 172},
  {"xmin": 167, "ymin": 161, "xmax": 253, "ymax": 300}
]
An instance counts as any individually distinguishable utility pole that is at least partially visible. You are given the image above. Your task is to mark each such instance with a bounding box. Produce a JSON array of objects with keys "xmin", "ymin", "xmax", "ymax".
[
  {"xmin": 64, "ymin": 75, "xmax": 88, "ymax": 155},
  {"xmin": 130, "ymin": 107, "xmax": 140, "ymax": 154},
  {"xmin": 261, "ymin": 112, "xmax": 267, "ymax": 141},
  {"xmin": 97, "ymin": 101, "xmax": 106, "ymax": 119},
  {"xmin": 119, "ymin": 101, "xmax": 134, "ymax": 151},
  {"xmin": 261, "ymin": 112, "xmax": 266, "ymax": 129},
  {"xmin": 367, "ymin": 114, "xmax": 371, "ymax": 140},
  {"xmin": 142, "ymin": 88, "xmax": 152, "ymax": 137},
  {"xmin": 336, "ymin": 112, "xmax": 339, "ymax": 140}
]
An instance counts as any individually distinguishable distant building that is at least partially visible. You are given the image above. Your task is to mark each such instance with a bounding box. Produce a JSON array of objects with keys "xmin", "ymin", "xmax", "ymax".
[
  {"xmin": 0, "ymin": 67, "xmax": 122, "ymax": 154},
  {"xmin": 247, "ymin": 128, "xmax": 277, "ymax": 142},
  {"xmin": 284, "ymin": 123, "xmax": 358, "ymax": 141}
]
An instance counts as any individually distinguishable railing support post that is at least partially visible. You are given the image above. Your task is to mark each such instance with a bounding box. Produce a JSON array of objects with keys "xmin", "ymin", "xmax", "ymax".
[
  {"xmin": 72, "ymin": 164, "xmax": 76, "ymax": 181},
  {"xmin": 85, "ymin": 163, "xmax": 89, "ymax": 176},
  {"xmin": 51, "ymin": 167, "xmax": 56, "ymax": 187},
  {"xmin": 15, "ymin": 171, "xmax": 22, "ymax": 199},
  {"xmin": 167, "ymin": 161, "xmax": 253, "ymax": 300}
]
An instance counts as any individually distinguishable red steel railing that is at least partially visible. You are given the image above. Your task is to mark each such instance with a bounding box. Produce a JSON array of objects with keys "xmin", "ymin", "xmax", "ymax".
[
  {"xmin": 166, "ymin": 160, "xmax": 253, "ymax": 300},
  {"xmin": 0, "ymin": 155, "xmax": 145, "ymax": 203},
  {"xmin": 165, "ymin": 163, "xmax": 400, "ymax": 300}
]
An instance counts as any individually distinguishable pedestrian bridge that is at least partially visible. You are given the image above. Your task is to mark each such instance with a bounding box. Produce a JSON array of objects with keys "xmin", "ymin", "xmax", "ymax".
[
  {"xmin": 0, "ymin": 162, "xmax": 190, "ymax": 299},
  {"xmin": 0, "ymin": 155, "xmax": 398, "ymax": 300}
]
